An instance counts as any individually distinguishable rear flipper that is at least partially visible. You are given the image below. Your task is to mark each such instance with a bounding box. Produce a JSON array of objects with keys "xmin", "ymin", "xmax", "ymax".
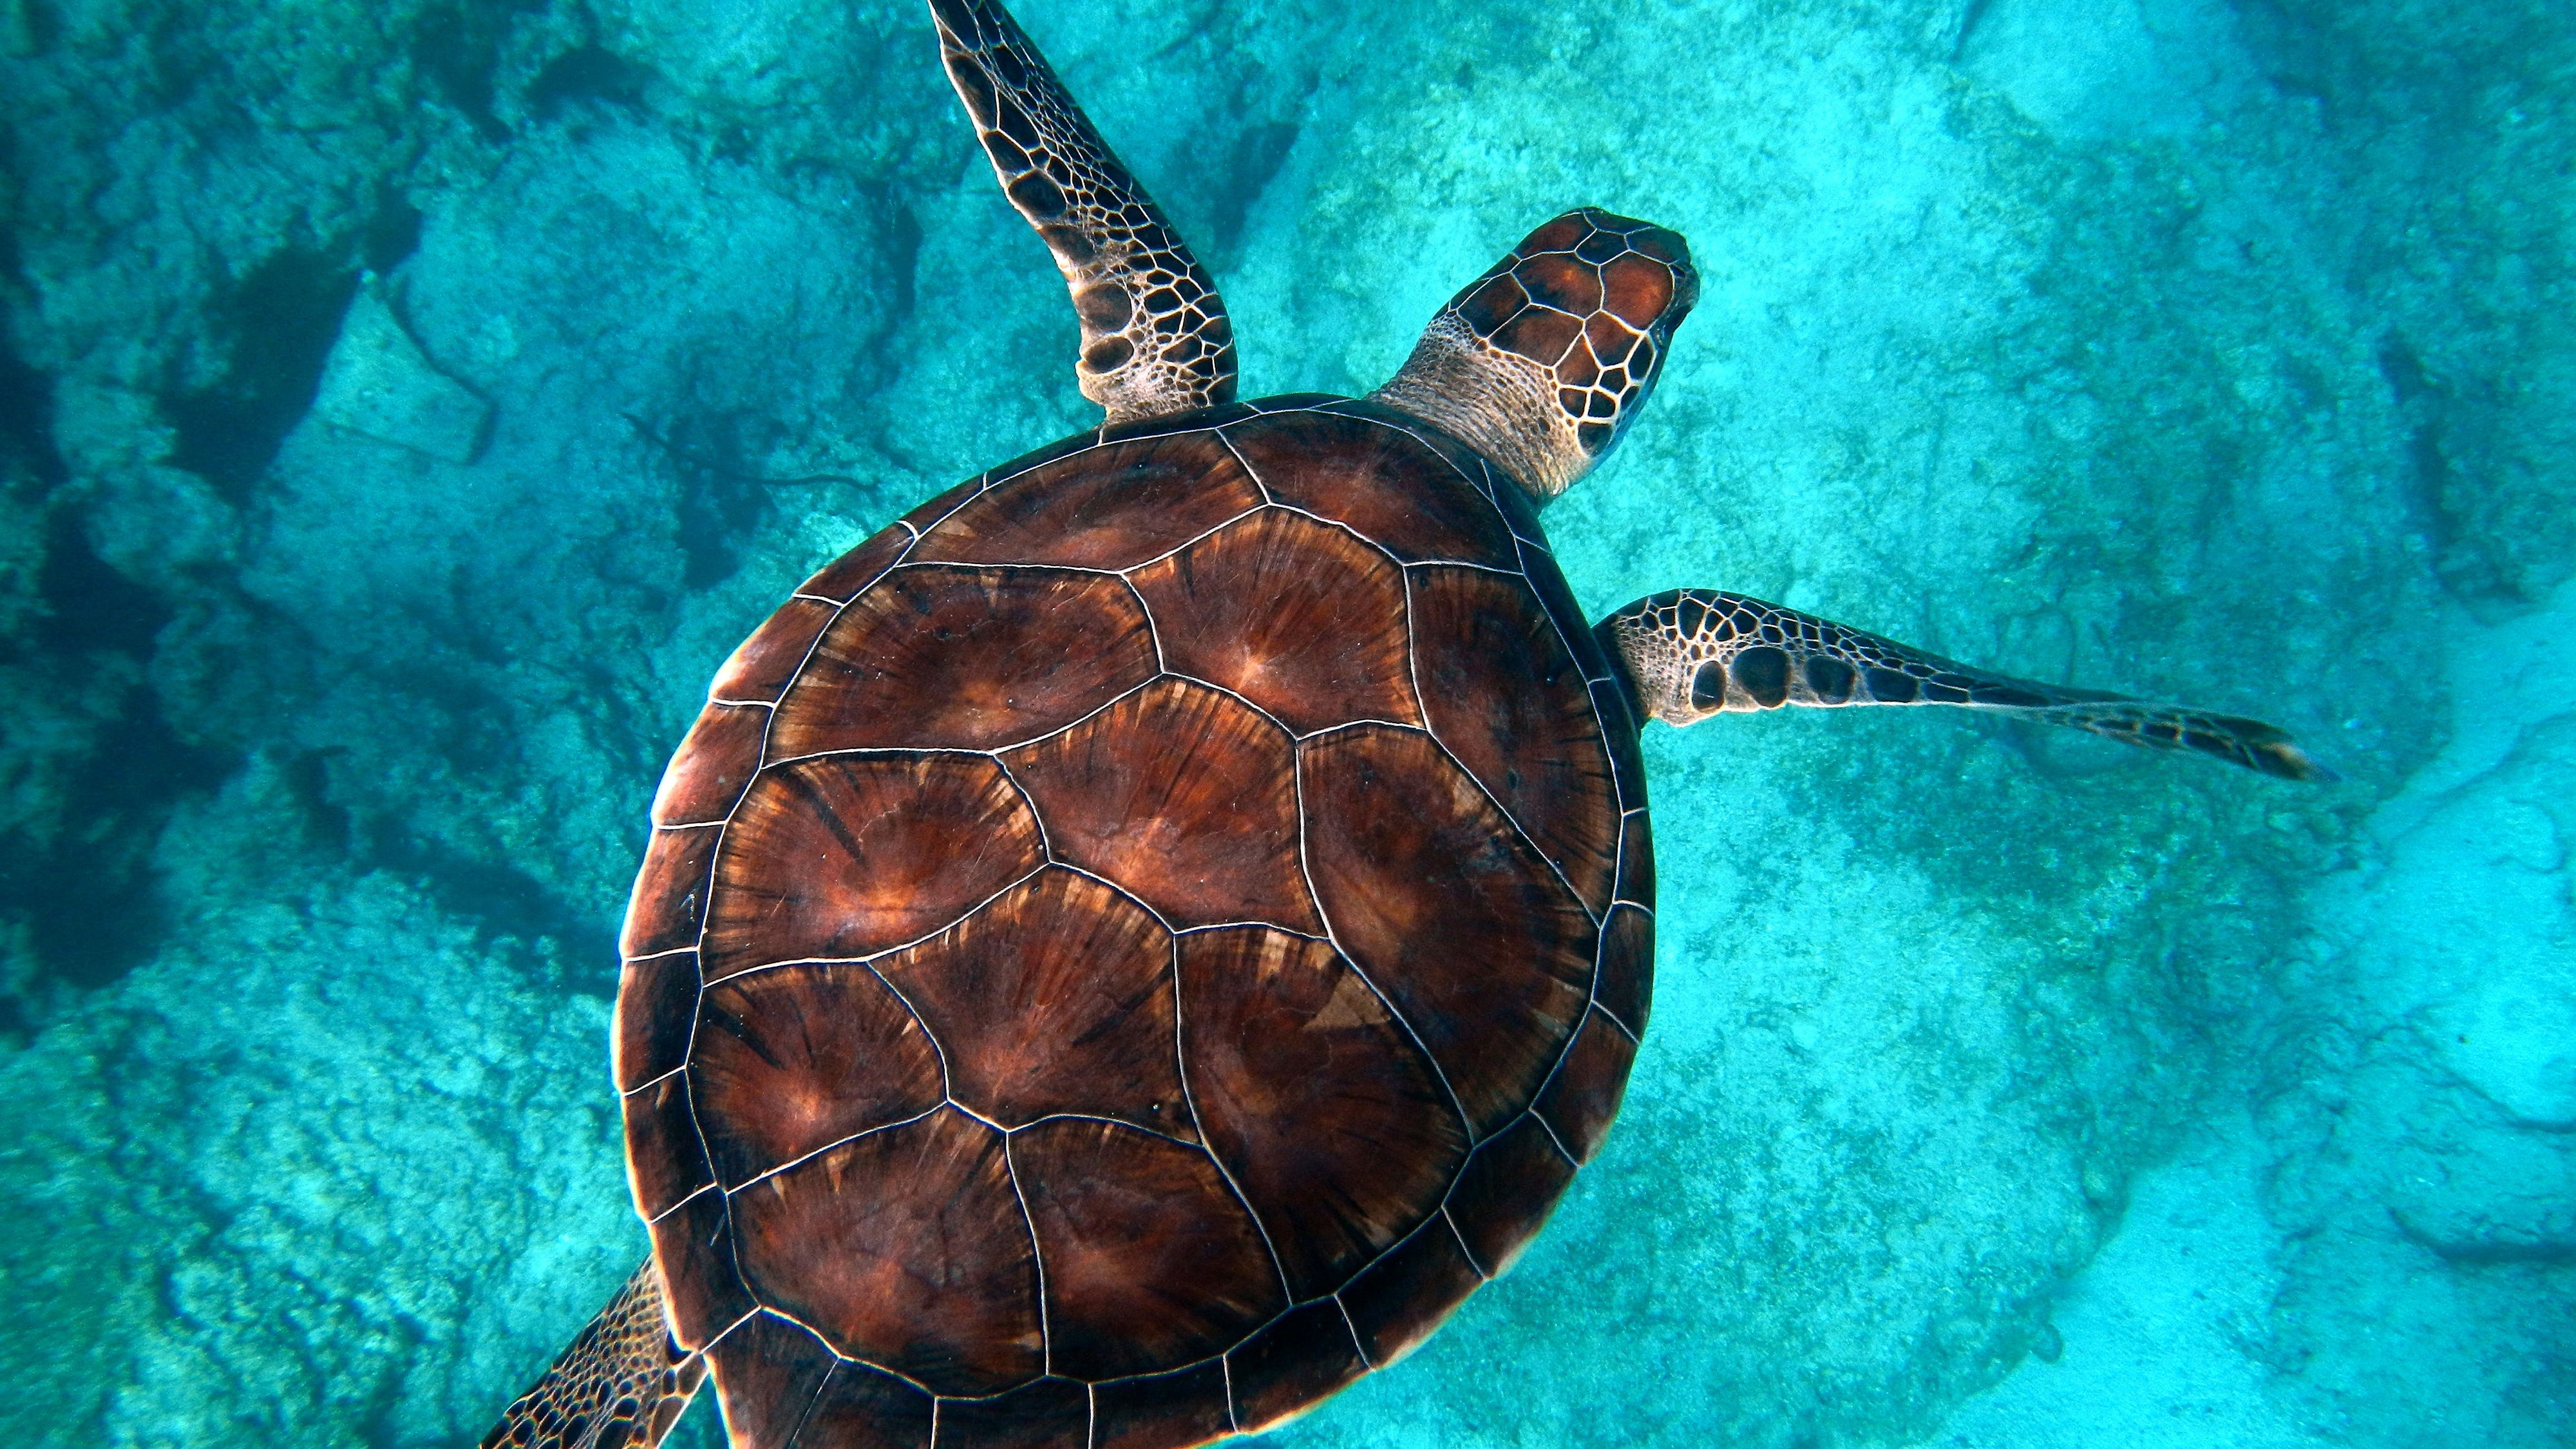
[
  {"xmin": 1596, "ymin": 589, "xmax": 2329, "ymax": 782},
  {"xmin": 482, "ymin": 1258, "xmax": 706, "ymax": 1449}
]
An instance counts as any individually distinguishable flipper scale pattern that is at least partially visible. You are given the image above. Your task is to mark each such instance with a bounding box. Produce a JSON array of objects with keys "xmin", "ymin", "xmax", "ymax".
[
  {"xmin": 482, "ymin": 1259, "xmax": 705, "ymax": 1449},
  {"xmin": 1598, "ymin": 587, "xmax": 2327, "ymax": 781},
  {"xmin": 929, "ymin": 0, "xmax": 1236, "ymax": 423}
]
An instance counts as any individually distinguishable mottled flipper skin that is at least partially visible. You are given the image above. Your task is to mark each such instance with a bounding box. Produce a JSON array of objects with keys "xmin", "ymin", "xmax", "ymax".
[
  {"xmin": 1598, "ymin": 588, "xmax": 2326, "ymax": 781},
  {"xmin": 928, "ymin": 0, "xmax": 1236, "ymax": 422},
  {"xmin": 482, "ymin": 1260, "xmax": 706, "ymax": 1449}
]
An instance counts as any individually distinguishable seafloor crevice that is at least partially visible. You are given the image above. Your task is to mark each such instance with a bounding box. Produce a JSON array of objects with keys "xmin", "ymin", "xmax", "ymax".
[{"xmin": 0, "ymin": 0, "xmax": 2567, "ymax": 1445}]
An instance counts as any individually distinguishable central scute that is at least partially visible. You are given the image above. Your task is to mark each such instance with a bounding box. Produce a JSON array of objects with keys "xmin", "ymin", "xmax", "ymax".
[{"xmin": 615, "ymin": 399, "xmax": 1653, "ymax": 1444}]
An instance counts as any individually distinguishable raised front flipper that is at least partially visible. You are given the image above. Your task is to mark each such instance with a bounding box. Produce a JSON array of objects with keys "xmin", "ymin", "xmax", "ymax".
[
  {"xmin": 1597, "ymin": 589, "xmax": 2328, "ymax": 782},
  {"xmin": 929, "ymin": 0, "xmax": 1236, "ymax": 423},
  {"xmin": 480, "ymin": 1258, "xmax": 706, "ymax": 1449}
]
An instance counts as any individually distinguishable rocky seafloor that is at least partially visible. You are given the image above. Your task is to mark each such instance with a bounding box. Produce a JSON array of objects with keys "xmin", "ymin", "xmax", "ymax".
[{"xmin": 0, "ymin": 0, "xmax": 2568, "ymax": 1444}]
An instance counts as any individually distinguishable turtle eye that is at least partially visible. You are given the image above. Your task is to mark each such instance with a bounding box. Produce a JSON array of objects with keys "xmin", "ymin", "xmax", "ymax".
[{"xmin": 1689, "ymin": 659, "xmax": 1727, "ymax": 714}]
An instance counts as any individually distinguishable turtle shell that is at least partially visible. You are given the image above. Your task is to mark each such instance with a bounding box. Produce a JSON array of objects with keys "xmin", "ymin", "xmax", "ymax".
[{"xmin": 612, "ymin": 396, "xmax": 1656, "ymax": 1448}]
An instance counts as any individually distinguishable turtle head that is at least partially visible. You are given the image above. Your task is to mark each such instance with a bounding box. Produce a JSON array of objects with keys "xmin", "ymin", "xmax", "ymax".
[{"xmin": 1371, "ymin": 208, "xmax": 1696, "ymax": 505}]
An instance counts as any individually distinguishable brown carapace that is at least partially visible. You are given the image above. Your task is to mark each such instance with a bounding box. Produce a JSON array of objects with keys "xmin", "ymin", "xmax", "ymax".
[
  {"xmin": 604, "ymin": 399, "xmax": 1651, "ymax": 1448},
  {"xmin": 479, "ymin": 0, "xmax": 2325, "ymax": 1445}
]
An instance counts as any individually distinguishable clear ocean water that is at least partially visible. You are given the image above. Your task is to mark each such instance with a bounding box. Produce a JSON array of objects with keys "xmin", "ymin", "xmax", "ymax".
[{"xmin": 2, "ymin": 0, "xmax": 2570, "ymax": 1444}]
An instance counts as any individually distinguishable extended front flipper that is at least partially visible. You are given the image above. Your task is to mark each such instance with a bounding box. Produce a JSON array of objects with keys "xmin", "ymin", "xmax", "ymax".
[
  {"xmin": 1597, "ymin": 589, "xmax": 2328, "ymax": 781},
  {"xmin": 929, "ymin": 0, "xmax": 1236, "ymax": 423}
]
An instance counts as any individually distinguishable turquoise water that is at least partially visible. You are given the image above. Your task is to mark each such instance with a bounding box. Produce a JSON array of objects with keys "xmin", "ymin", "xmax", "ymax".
[{"xmin": 1, "ymin": 0, "xmax": 2570, "ymax": 1444}]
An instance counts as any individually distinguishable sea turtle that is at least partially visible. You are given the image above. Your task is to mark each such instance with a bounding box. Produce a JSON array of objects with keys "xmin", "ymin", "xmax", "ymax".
[{"xmin": 482, "ymin": 2, "xmax": 2321, "ymax": 1445}]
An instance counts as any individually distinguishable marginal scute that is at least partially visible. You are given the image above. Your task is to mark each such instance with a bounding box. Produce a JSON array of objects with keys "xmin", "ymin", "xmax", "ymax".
[
  {"xmin": 1337, "ymin": 1216, "xmax": 1485, "ymax": 1367},
  {"xmin": 1128, "ymin": 509, "xmax": 1419, "ymax": 734},
  {"xmin": 1091, "ymin": 1361, "xmax": 1232, "ymax": 1449},
  {"xmin": 1011, "ymin": 1117, "xmax": 1287, "ymax": 1381},
  {"xmin": 613, "ymin": 948, "xmax": 699, "ymax": 1092},
  {"xmin": 703, "ymin": 1311, "xmax": 837, "ymax": 1449},
  {"xmin": 1249, "ymin": 392, "xmax": 1343, "ymax": 412},
  {"xmin": 703, "ymin": 753, "xmax": 1043, "ymax": 982},
  {"xmin": 796, "ymin": 520, "xmax": 915, "ymax": 605},
  {"xmin": 1001, "ymin": 678, "xmax": 1317, "ymax": 931},
  {"xmin": 689, "ymin": 962, "xmax": 946, "ymax": 1188},
  {"xmin": 1220, "ymin": 411, "xmax": 1517, "ymax": 566},
  {"xmin": 793, "ymin": 1356, "xmax": 936, "ymax": 1449},
  {"xmin": 1225, "ymin": 1300, "xmax": 1368, "ymax": 1436},
  {"xmin": 1409, "ymin": 565, "xmax": 1620, "ymax": 913},
  {"xmin": 646, "ymin": 1186, "xmax": 755, "ymax": 1351},
  {"xmin": 650, "ymin": 701, "xmax": 768, "ymax": 826},
  {"xmin": 1491, "ymin": 460, "xmax": 1550, "ymax": 547},
  {"xmin": 1534, "ymin": 1007, "xmax": 1640, "ymax": 1164},
  {"xmin": 1595, "ymin": 901, "xmax": 1654, "ymax": 1034},
  {"xmin": 730, "ymin": 1107, "xmax": 1042, "ymax": 1396},
  {"xmin": 1096, "ymin": 397, "xmax": 1258, "ymax": 446},
  {"xmin": 770, "ymin": 565, "xmax": 1157, "ymax": 755},
  {"xmin": 1177, "ymin": 928, "xmax": 1468, "ymax": 1301},
  {"xmin": 910, "ymin": 469, "xmax": 996, "ymax": 522},
  {"xmin": 711, "ymin": 596, "xmax": 838, "ymax": 704},
  {"xmin": 621, "ymin": 824, "xmax": 719, "ymax": 959},
  {"xmin": 1615, "ymin": 811, "xmax": 1655, "ymax": 909},
  {"xmin": 1444, "ymin": 1113, "xmax": 1577, "ymax": 1278},
  {"xmin": 933, "ymin": 1376, "xmax": 1091, "ymax": 1449},
  {"xmin": 1512, "ymin": 529, "xmax": 1615, "ymax": 681},
  {"xmin": 911, "ymin": 430, "xmax": 1262, "ymax": 571},
  {"xmin": 1593, "ymin": 676, "xmax": 1651, "ymax": 810},
  {"xmin": 1300, "ymin": 726, "xmax": 1596, "ymax": 1139},
  {"xmin": 622, "ymin": 1072, "xmax": 713, "ymax": 1220},
  {"xmin": 874, "ymin": 869, "xmax": 1186, "ymax": 1133},
  {"xmin": 985, "ymin": 428, "xmax": 1115, "ymax": 493}
]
